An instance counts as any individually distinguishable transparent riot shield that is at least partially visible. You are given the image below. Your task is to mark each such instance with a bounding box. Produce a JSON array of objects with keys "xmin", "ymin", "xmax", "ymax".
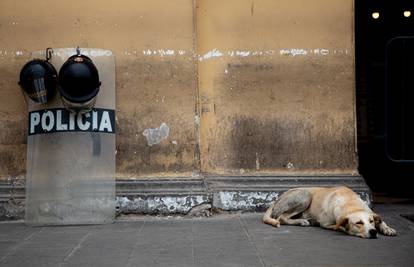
[{"xmin": 25, "ymin": 48, "xmax": 115, "ymax": 225}]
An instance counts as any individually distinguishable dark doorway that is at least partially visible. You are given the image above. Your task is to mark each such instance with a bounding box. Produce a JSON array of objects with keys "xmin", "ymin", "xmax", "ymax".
[{"xmin": 355, "ymin": 0, "xmax": 414, "ymax": 197}]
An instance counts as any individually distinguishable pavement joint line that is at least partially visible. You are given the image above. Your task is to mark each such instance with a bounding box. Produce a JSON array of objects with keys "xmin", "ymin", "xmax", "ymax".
[
  {"xmin": 0, "ymin": 227, "xmax": 43, "ymax": 263},
  {"xmin": 126, "ymin": 220, "xmax": 147, "ymax": 267},
  {"xmin": 238, "ymin": 216, "xmax": 266, "ymax": 267},
  {"xmin": 60, "ymin": 232, "xmax": 91, "ymax": 264}
]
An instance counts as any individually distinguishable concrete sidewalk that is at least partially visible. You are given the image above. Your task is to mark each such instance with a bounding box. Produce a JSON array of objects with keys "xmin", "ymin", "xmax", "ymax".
[{"xmin": 0, "ymin": 204, "xmax": 413, "ymax": 267}]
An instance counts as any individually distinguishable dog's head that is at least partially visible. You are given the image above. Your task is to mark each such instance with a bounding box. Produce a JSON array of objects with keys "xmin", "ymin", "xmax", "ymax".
[{"xmin": 336, "ymin": 211, "xmax": 378, "ymax": 239}]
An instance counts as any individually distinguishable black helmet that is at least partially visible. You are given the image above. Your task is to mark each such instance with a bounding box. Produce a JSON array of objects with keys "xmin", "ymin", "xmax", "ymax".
[
  {"xmin": 18, "ymin": 49, "xmax": 57, "ymax": 104},
  {"xmin": 58, "ymin": 47, "xmax": 101, "ymax": 112}
]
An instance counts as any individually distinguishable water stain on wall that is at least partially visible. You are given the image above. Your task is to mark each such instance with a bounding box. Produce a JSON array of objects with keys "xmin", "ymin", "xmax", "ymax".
[
  {"xmin": 226, "ymin": 115, "xmax": 356, "ymax": 171},
  {"xmin": 201, "ymin": 57, "xmax": 356, "ymax": 174},
  {"xmin": 0, "ymin": 113, "xmax": 27, "ymax": 177}
]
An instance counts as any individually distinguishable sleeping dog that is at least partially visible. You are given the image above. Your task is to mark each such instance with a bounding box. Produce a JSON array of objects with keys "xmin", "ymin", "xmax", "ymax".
[{"xmin": 263, "ymin": 186, "xmax": 397, "ymax": 238}]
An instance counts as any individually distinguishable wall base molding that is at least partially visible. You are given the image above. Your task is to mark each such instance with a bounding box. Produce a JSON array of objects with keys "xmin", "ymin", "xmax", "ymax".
[{"xmin": 1, "ymin": 175, "xmax": 371, "ymax": 220}]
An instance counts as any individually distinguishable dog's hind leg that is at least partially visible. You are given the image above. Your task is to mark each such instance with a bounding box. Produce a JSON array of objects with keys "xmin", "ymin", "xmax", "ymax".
[
  {"xmin": 269, "ymin": 189, "xmax": 313, "ymax": 227},
  {"xmin": 263, "ymin": 203, "xmax": 281, "ymax": 227}
]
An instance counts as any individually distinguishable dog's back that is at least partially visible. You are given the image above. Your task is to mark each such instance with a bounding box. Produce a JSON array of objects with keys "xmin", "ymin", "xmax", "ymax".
[{"xmin": 304, "ymin": 186, "xmax": 370, "ymax": 225}]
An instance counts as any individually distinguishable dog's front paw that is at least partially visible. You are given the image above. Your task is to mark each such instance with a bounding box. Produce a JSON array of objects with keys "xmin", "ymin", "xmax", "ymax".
[{"xmin": 382, "ymin": 226, "xmax": 397, "ymax": 236}]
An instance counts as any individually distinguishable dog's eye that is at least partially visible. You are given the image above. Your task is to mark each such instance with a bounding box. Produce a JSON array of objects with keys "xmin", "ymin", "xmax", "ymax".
[
  {"xmin": 356, "ymin": 221, "xmax": 363, "ymax": 225},
  {"xmin": 369, "ymin": 220, "xmax": 374, "ymax": 223}
]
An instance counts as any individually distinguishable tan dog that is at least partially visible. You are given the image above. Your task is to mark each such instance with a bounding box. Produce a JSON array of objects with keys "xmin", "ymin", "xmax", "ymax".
[{"xmin": 263, "ymin": 186, "xmax": 397, "ymax": 238}]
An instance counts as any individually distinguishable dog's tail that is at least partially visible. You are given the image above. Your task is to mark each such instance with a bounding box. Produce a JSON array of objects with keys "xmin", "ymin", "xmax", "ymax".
[{"xmin": 263, "ymin": 203, "xmax": 280, "ymax": 227}]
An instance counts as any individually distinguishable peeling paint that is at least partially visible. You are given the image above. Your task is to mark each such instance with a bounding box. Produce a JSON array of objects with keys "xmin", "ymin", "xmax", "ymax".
[
  {"xmin": 199, "ymin": 49, "xmax": 272, "ymax": 61},
  {"xmin": 87, "ymin": 50, "xmax": 113, "ymax": 57},
  {"xmin": 21, "ymin": 49, "xmax": 113, "ymax": 61},
  {"xmin": 199, "ymin": 48, "xmax": 223, "ymax": 61},
  {"xmin": 358, "ymin": 192, "xmax": 373, "ymax": 207},
  {"xmin": 279, "ymin": 48, "xmax": 348, "ymax": 57},
  {"xmin": 194, "ymin": 115, "xmax": 200, "ymax": 125},
  {"xmin": 116, "ymin": 195, "xmax": 209, "ymax": 214},
  {"xmin": 213, "ymin": 191, "xmax": 279, "ymax": 211},
  {"xmin": 142, "ymin": 49, "xmax": 184, "ymax": 57},
  {"xmin": 280, "ymin": 48, "xmax": 308, "ymax": 56},
  {"xmin": 312, "ymin": 48, "xmax": 330, "ymax": 55},
  {"xmin": 142, "ymin": 123, "xmax": 170, "ymax": 146},
  {"xmin": 235, "ymin": 50, "xmax": 250, "ymax": 57},
  {"xmin": 195, "ymin": 48, "xmax": 347, "ymax": 61},
  {"xmin": 98, "ymin": 47, "xmax": 352, "ymax": 61},
  {"xmin": 0, "ymin": 49, "xmax": 27, "ymax": 57},
  {"xmin": 0, "ymin": 200, "xmax": 24, "ymax": 220}
]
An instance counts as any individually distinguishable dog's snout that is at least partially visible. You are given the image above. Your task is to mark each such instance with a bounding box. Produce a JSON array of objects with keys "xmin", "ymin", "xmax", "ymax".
[{"xmin": 369, "ymin": 229, "xmax": 378, "ymax": 238}]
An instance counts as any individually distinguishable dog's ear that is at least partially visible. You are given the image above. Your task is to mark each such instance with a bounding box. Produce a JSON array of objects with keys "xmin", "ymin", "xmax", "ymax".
[
  {"xmin": 373, "ymin": 214, "xmax": 382, "ymax": 225},
  {"xmin": 335, "ymin": 217, "xmax": 349, "ymax": 232}
]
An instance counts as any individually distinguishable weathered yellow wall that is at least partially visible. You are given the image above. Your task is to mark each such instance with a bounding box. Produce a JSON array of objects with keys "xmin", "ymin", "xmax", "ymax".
[
  {"xmin": 0, "ymin": 0, "xmax": 357, "ymax": 180},
  {"xmin": 0, "ymin": 0, "xmax": 197, "ymax": 179},
  {"xmin": 197, "ymin": 0, "xmax": 357, "ymax": 175}
]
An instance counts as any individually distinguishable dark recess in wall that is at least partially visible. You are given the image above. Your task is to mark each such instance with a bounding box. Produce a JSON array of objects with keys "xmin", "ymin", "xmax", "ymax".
[{"xmin": 355, "ymin": 0, "xmax": 414, "ymax": 197}]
